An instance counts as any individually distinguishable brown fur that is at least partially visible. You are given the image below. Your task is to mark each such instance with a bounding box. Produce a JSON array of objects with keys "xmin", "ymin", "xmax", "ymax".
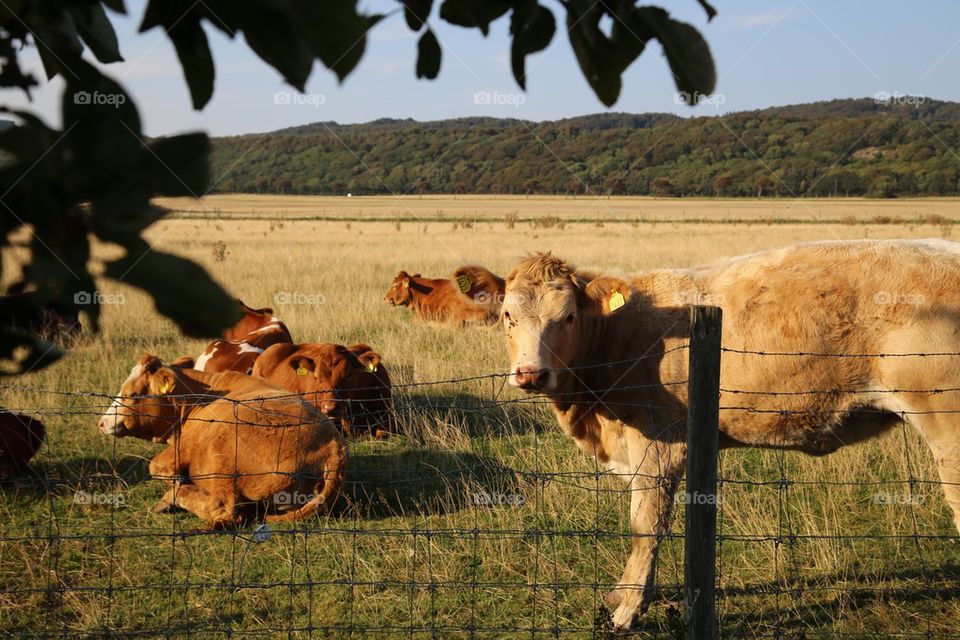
[
  {"xmin": 253, "ymin": 342, "xmax": 394, "ymax": 438},
  {"xmin": 193, "ymin": 299, "xmax": 293, "ymax": 374},
  {"xmin": 384, "ymin": 266, "xmax": 503, "ymax": 325},
  {"xmin": 502, "ymin": 241, "xmax": 960, "ymax": 628},
  {"xmin": 0, "ymin": 410, "xmax": 45, "ymax": 479},
  {"xmin": 98, "ymin": 354, "xmax": 346, "ymax": 527}
]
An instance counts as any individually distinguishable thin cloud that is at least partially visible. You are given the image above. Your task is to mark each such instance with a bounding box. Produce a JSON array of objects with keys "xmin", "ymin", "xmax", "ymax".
[{"xmin": 737, "ymin": 7, "xmax": 802, "ymax": 29}]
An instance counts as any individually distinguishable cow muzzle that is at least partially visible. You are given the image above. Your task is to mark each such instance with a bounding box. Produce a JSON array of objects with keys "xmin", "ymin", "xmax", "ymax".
[{"xmin": 511, "ymin": 366, "xmax": 551, "ymax": 391}]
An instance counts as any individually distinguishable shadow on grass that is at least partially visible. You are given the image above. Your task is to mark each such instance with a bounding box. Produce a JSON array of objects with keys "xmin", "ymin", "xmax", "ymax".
[
  {"xmin": 338, "ymin": 448, "xmax": 522, "ymax": 520},
  {"xmin": 0, "ymin": 454, "xmax": 152, "ymax": 501}
]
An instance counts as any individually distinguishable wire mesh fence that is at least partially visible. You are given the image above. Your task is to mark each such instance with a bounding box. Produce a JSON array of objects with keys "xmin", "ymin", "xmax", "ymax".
[{"xmin": 1, "ymin": 339, "xmax": 959, "ymax": 638}]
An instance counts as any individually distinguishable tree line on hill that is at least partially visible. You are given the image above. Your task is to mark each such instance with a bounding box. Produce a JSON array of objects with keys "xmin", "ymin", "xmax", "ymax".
[{"xmin": 209, "ymin": 98, "xmax": 960, "ymax": 198}]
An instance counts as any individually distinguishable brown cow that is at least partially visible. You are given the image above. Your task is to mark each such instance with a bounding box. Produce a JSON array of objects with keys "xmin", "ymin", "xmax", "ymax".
[
  {"xmin": 501, "ymin": 242, "xmax": 960, "ymax": 629},
  {"xmin": 193, "ymin": 300, "xmax": 293, "ymax": 373},
  {"xmin": 253, "ymin": 343, "xmax": 394, "ymax": 438},
  {"xmin": 384, "ymin": 266, "xmax": 504, "ymax": 324},
  {"xmin": 97, "ymin": 354, "xmax": 346, "ymax": 527},
  {"xmin": 0, "ymin": 411, "xmax": 45, "ymax": 479}
]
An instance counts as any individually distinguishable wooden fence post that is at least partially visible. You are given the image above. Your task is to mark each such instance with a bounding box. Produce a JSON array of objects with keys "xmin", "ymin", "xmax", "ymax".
[{"xmin": 685, "ymin": 305, "xmax": 722, "ymax": 640}]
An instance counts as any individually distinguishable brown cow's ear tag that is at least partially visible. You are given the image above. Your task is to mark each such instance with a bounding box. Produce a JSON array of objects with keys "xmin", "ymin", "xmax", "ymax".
[
  {"xmin": 366, "ymin": 362, "xmax": 378, "ymax": 373},
  {"xmin": 296, "ymin": 366, "xmax": 309, "ymax": 376},
  {"xmin": 456, "ymin": 275, "xmax": 471, "ymax": 294},
  {"xmin": 608, "ymin": 291, "xmax": 626, "ymax": 312}
]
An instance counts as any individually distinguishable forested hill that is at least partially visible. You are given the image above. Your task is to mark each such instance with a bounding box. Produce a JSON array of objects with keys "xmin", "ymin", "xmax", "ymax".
[{"xmin": 209, "ymin": 98, "xmax": 960, "ymax": 197}]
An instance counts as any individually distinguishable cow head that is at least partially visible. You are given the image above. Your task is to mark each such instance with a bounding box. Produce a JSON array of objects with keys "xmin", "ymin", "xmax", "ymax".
[
  {"xmin": 224, "ymin": 299, "xmax": 277, "ymax": 341},
  {"xmin": 98, "ymin": 354, "xmax": 179, "ymax": 440},
  {"xmin": 502, "ymin": 253, "xmax": 630, "ymax": 393},
  {"xmin": 384, "ymin": 271, "xmax": 419, "ymax": 306},
  {"xmin": 288, "ymin": 345, "xmax": 375, "ymax": 417}
]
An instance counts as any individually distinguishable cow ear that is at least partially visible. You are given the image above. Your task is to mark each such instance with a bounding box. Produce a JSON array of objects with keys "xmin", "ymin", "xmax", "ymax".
[
  {"xmin": 583, "ymin": 277, "xmax": 631, "ymax": 316},
  {"xmin": 139, "ymin": 354, "xmax": 164, "ymax": 373},
  {"xmin": 412, "ymin": 273, "xmax": 421, "ymax": 278},
  {"xmin": 148, "ymin": 368, "xmax": 176, "ymax": 395},
  {"xmin": 355, "ymin": 350, "xmax": 381, "ymax": 373},
  {"xmin": 170, "ymin": 356, "xmax": 195, "ymax": 369},
  {"xmin": 290, "ymin": 356, "xmax": 316, "ymax": 377},
  {"xmin": 402, "ymin": 277, "xmax": 410, "ymax": 288}
]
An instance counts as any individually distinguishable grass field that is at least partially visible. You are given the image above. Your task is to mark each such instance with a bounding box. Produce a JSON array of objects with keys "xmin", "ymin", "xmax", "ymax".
[{"xmin": 2, "ymin": 195, "xmax": 959, "ymax": 638}]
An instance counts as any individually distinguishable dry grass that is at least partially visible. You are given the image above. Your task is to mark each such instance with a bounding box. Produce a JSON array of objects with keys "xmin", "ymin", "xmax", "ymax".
[{"xmin": 2, "ymin": 196, "xmax": 959, "ymax": 638}]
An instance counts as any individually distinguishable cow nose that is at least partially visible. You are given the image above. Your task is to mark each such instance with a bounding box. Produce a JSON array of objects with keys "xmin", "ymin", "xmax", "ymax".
[
  {"xmin": 514, "ymin": 366, "xmax": 549, "ymax": 390},
  {"xmin": 97, "ymin": 417, "xmax": 106, "ymax": 432},
  {"xmin": 320, "ymin": 401, "xmax": 338, "ymax": 415}
]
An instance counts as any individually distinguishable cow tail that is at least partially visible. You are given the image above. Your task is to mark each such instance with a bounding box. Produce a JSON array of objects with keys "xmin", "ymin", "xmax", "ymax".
[{"xmin": 264, "ymin": 448, "xmax": 346, "ymax": 523}]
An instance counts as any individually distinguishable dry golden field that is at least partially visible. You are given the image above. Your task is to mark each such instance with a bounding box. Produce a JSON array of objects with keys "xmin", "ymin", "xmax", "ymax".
[{"xmin": 2, "ymin": 195, "xmax": 959, "ymax": 638}]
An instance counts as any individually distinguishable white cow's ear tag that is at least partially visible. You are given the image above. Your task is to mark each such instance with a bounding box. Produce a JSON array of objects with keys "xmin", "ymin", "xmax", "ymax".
[
  {"xmin": 456, "ymin": 275, "xmax": 471, "ymax": 294},
  {"xmin": 296, "ymin": 366, "xmax": 309, "ymax": 376},
  {"xmin": 608, "ymin": 291, "xmax": 626, "ymax": 312}
]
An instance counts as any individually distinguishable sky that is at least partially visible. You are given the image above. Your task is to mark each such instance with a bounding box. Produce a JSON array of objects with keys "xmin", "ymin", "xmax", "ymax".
[{"xmin": 6, "ymin": 0, "xmax": 960, "ymax": 137}]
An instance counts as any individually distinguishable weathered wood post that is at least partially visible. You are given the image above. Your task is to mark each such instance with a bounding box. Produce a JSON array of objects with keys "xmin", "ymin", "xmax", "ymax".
[{"xmin": 685, "ymin": 305, "xmax": 722, "ymax": 640}]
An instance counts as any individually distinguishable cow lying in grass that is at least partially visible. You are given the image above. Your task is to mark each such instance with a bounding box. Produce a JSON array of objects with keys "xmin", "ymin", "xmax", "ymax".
[
  {"xmin": 384, "ymin": 265, "xmax": 504, "ymax": 324},
  {"xmin": 98, "ymin": 355, "xmax": 346, "ymax": 527},
  {"xmin": 193, "ymin": 300, "xmax": 293, "ymax": 373},
  {"xmin": 0, "ymin": 411, "xmax": 45, "ymax": 480},
  {"xmin": 501, "ymin": 241, "xmax": 960, "ymax": 629},
  {"xmin": 253, "ymin": 342, "xmax": 394, "ymax": 438}
]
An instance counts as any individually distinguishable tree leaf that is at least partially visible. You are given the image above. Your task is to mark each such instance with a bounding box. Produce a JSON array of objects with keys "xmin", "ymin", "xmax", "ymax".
[
  {"xmin": 565, "ymin": 0, "xmax": 633, "ymax": 107},
  {"xmin": 105, "ymin": 245, "xmax": 241, "ymax": 338},
  {"xmin": 403, "ymin": 0, "xmax": 433, "ymax": 31},
  {"xmin": 630, "ymin": 7, "xmax": 715, "ymax": 98},
  {"xmin": 439, "ymin": 0, "xmax": 512, "ymax": 36},
  {"xmin": 694, "ymin": 0, "xmax": 717, "ymax": 21},
  {"xmin": 294, "ymin": 0, "xmax": 382, "ymax": 83},
  {"xmin": 69, "ymin": 3, "xmax": 123, "ymax": 63},
  {"xmin": 141, "ymin": 0, "xmax": 215, "ymax": 109},
  {"xmin": 147, "ymin": 133, "xmax": 211, "ymax": 196},
  {"xmin": 0, "ymin": 327, "xmax": 64, "ymax": 375},
  {"xmin": 416, "ymin": 29, "xmax": 441, "ymax": 79},
  {"xmin": 510, "ymin": 1, "xmax": 554, "ymax": 90}
]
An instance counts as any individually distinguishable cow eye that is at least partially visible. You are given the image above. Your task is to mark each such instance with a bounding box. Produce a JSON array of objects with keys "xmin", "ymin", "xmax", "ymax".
[
  {"xmin": 503, "ymin": 310, "xmax": 511, "ymax": 320},
  {"xmin": 565, "ymin": 313, "xmax": 575, "ymax": 324}
]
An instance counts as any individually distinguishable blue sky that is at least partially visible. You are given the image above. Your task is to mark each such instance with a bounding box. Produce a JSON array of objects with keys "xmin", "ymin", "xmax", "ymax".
[{"xmin": 7, "ymin": 0, "xmax": 960, "ymax": 136}]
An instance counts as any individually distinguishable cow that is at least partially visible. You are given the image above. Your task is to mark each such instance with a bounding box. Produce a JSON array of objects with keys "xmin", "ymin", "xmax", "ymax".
[
  {"xmin": 253, "ymin": 342, "xmax": 394, "ymax": 438},
  {"xmin": 384, "ymin": 265, "xmax": 504, "ymax": 325},
  {"xmin": 193, "ymin": 300, "xmax": 293, "ymax": 373},
  {"xmin": 0, "ymin": 411, "xmax": 45, "ymax": 480},
  {"xmin": 500, "ymin": 241, "xmax": 960, "ymax": 629},
  {"xmin": 97, "ymin": 354, "xmax": 347, "ymax": 527}
]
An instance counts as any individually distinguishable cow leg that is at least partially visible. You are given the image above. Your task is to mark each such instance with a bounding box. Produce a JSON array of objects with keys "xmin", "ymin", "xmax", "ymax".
[
  {"xmin": 608, "ymin": 438, "xmax": 685, "ymax": 630},
  {"xmin": 916, "ymin": 424, "xmax": 960, "ymax": 534},
  {"xmin": 167, "ymin": 484, "xmax": 240, "ymax": 528},
  {"xmin": 148, "ymin": 446, "xmax": 186, "ymax": 513}
]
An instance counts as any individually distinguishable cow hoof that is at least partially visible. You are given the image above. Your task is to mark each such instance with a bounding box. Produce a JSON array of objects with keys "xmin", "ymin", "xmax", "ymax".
[
  {"xmin": 604, "ymin": 589, "xmax": 624, "ymax": 607},
  {"xmin": 611, "ymin": 603, "xmax": 639, "ymax": 631},
  {"xmin": 151, "ymin": 500, "xmax": 177, "ymax": 514}
]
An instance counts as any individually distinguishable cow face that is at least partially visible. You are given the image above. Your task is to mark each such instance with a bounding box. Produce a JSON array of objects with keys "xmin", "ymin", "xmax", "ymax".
[
  {"xmin": 384, "ymin": 271, "xmax": 415, "ymax": 306},
  {"xmin": 289, "ymin": 345, "xmax": 371, "ymax": 417},
  {"xmin": 503, "ymin": 254, "xmax": 629, "ymax": 393},
  {"xmin": 98, "ymin": 355, "xmax": 179, "ymax": 440}
]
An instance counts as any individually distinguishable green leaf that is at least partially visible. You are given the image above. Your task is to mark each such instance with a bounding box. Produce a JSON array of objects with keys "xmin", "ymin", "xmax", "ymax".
[
  {"xmin": 510, "ymin": 1, "xmax": 554, "ymax": 90},
  {"xmin": 694, "ymin": 0, "xmax": 718, "ymax": 21},
  {"xmin": 439, "ymin": 0, "xmax": 512, "ymax": 36},
  {"xmin": 294, "ymin": 0, "xmax": 382, "ymax": 83},
  {"xmin": 630, "ymin": 7, "xmax": 716, "ymax": 98},
  {"xmin": 102, "ymin": 0, "xmax": 126, "ymax": 14},
  {"xmin": 403, "ymin": 0, "xmax": 433, "ymax": 31},
  {"xmin": 69, "ymin": 3, "xmax": 123, "ymax": 63},
  {"xmin": 105, "ymin": 245, "xmax": 241, "ymax": 338},
  {"xmin": 416, "ymin": 29, "xmax": 441, "ymax": 79},
  {"xmin": 147, "ymin": 133, "xmax": 211, "ymax": 196},
  {"xmin": 565, "ymin": 0, "xmax": 634, "ymax": 107},
  {"xmin": 0, "ymin": 327, "xmax": 64, "ymax": 375},
  {"xmin": 140, "ymin": 0, "xmax": 215, "ymax": 108}
]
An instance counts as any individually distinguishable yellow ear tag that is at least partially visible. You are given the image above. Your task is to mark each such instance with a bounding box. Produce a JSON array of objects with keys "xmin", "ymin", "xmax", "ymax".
[
  {"xmin": 296, "ymin": 366, "xmax": 309, "ymax": 376},
  {"xmin": 609, "ymin": 291, "xmax": 626, "ymax": 312},
  {"xmin": 402, "ymin": 280, "xmax": 409, "ymax": 288},
  {"xmin": 366, "ymin": 362, "xmax": 377, "ymax": 373},
  {"xmin": 159, "ymin": 381, "xmax": 172, "ymax": 394},
  {"xmin": 456, "ymin": 275, "xmax": 471, "ymax": 294}
]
